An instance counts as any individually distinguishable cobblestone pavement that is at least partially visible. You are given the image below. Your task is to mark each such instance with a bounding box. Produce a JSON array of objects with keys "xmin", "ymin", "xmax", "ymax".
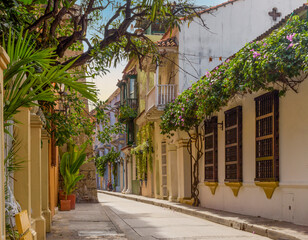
[
  {"xmin": 47, "ymin": 202, "xmax": 127, "ymax": 240},
  {"xmin": 98, "ymin": 193, "xmax": 270, "ymax": 240}
]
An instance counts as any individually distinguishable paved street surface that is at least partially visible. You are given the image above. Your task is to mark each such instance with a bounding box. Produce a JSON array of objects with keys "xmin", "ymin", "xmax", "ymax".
[
  {"xmin": 98, "ymin": 193, "xmax": 270, "ymax": 240},
  {"xmin": 47, "ymin": 202, "xmax": 127, "ymax": 240},
  {"xmin": 47, "ymin": 192, "xmax": 270, "ymax": 240}
]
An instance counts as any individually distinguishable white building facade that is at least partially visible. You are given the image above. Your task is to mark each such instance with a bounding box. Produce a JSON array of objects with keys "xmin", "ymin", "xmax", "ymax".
[{"xmin": 173, "ymin": 0, "xmax": 308, "ymax": 226}]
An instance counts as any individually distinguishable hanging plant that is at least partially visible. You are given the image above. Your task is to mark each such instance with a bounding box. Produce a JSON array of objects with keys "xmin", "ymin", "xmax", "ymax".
[
  {"xmin": 95, "ymin": 148, "xmax": 121, "ymax": 180},
  {"xmin": 131, "ymin": 122, "xmax": 154, "ymax": 179},
  {"xmin": 118, "ymin": 105, "xmax": 138, "ymax": 123}
]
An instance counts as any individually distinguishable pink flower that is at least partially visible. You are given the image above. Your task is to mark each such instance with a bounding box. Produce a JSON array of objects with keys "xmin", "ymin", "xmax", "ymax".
[
  {"xmin": 286, "ymin": 33, "xmax": 296, "ymax": 42},
  {"xmin": 181, "ymin": 119, "xmax": 184, "ymax": 122},
  {"xmin": 215, "ymin": 67, "xmax": 219, "ymax": 70},
  {"xmin": 179, "ymin": 116, "xmax": 182, "ymax": 119},
  {"xmin": 205, "ymin": 72, "xmax": 211, "ymax": 78},
  {"xmin": 263, "ymin": 54, "xmax": 267, "ymax": 58},
  {"xmin": 182, "ymin": 108, "xmax": 185, "ymax": 111},
  {"xmin": 287, "ymin": 43, "xmax": 294, "ymax": 49},
  {"xmin": 263, "ymin": 43, "xmax": 267, "ymax": 46},
  {"xmin": 226, "ymin": 59, "xmax": 230, "ymax": 63},
  {"xmin": 253, "ymin": 51, "xmax": 261, "ymax": 58}
]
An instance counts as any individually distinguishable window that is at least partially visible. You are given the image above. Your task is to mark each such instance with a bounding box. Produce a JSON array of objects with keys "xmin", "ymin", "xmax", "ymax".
[
  {"xmin": 204, "ymin": 117, "xmax": 218, "ymax": 182},
  {"xmin": 255, "ymin": 91, "xmax": 279, "ymax": 181},
  {"xmin": 129, "ymin": 78, "xmax": 135, "ymax": 98},
  {"xmin": 225, "ymin": 106, "xmax": 242, "ymax": 182},
  {"xmin": 126, "ymin": 120, "xmax": 134, "ymax": 145}
]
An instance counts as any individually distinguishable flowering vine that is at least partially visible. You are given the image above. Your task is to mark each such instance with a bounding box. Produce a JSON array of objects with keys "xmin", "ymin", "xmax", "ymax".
[
  {"xmin": 161, "ymin": 16, "xmax": 308, "ymax": 135},
  {"xmin": 160, "ymin": 15, "xmax": 308, "ymax": 207}
]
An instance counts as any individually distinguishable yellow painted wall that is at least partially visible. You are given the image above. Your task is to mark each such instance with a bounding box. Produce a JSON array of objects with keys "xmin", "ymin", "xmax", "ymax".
[{"xmin": 48, "ymin": 142, "xmax": 58, "ymax": 217}]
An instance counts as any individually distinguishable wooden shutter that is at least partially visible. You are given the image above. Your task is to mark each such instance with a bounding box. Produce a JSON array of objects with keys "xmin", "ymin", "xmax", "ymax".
[
  {"xmin": 161, "ymin": 142, "xmax": 167, "ymax": 197},
  {"xmin": 225, "ymin": 106, "xmax": 242, "ymax": 182},
  {"xmin": 255, "ymin": 91, "xmax": 279, "ymax": 182},
  {"xmin": 204, "ymin": 117, "xmax": 218, "ymax": 182}
]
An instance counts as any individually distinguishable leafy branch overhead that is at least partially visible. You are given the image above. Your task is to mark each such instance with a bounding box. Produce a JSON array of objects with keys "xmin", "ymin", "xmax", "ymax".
[{"xmin": 0, "ymin": 0, "xmax": 206, "ymax": 71}]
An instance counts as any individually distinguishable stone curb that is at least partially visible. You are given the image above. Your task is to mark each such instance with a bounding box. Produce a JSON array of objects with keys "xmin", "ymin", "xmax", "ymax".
[{"xmin": 98, "ymin": 190, "xmax": 302, "ymax": 240}]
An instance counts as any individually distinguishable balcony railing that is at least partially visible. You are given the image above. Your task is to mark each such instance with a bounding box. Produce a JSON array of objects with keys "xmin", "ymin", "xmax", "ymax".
[
  {"xmin": 122, "ymin": 98, "xmax": 138, "ymax": 110},
  {"xmin": 146, "ymin": 84, "xmax": 177, "ymax": 112}
]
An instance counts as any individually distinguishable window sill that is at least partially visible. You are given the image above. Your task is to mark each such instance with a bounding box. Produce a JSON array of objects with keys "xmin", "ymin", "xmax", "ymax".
[
  {"xmin": 204, "ymin": 181, "xmax": 218, "ymax": 195},
  {"xmin": 255, "ymin": 181, "xmax": 279, "ymax": 199},
  {"xmin": 225, "ymin": 182, "xmax": 242, "ymax": 197}
]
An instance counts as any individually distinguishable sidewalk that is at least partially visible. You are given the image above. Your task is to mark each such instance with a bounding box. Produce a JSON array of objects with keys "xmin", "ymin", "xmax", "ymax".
[
  {"xmin": 47, "ymin": 202, "xmax": 127, "ymax": 239},
  {"xmin": 99, "ymin": 190, "xmax": 308, "ymax": 240}
]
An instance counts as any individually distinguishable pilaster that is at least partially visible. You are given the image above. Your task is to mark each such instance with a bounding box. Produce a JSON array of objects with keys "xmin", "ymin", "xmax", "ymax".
[
  {"xmin": 126, "ymin": 156, "xmax": 132, "ymax": 194},
  {"xmin": 30, "ymin": 114, "xmax": 46, "ymax": 240},
  {"xmin": 41, "ymin": 129, "xmax": 51, "ymax": 232},
  {"xmin": 120, "ymin": 160, "xmax": 124, "ymax": 191},
  {"xmin": 176, "ymin": 139, "xmax": 191, "ymax": 202},
  {"xmin": 167, "ymin": 144, "xmax": 178, "ymax": 202}
]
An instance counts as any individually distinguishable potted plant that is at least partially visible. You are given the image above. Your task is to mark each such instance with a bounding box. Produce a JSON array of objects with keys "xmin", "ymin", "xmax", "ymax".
[{"xmin": 60, "ymin": 142, "xmax": 88, "ymax": 210}]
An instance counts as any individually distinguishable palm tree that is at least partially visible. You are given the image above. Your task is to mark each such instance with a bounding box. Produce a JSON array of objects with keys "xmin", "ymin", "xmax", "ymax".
[{"xmin": 2, "ymin": 28, "xmax": 97, "ymax": 128}]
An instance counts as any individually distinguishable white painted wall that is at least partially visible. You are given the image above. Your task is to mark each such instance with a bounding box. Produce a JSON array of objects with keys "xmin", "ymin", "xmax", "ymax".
[
  {"xmin": 178, "ymin": 0, "xmax": 307, "ymax": 93},
  {"xmin": 198, "ymin": 79, "xmax": 308, "ymax": 226}
]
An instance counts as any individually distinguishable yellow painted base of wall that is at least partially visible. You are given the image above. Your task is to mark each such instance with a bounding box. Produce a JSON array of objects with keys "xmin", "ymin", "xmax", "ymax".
[{"xmin": 179, "ymin": 198, "xmax": 194, "ymax": 206}]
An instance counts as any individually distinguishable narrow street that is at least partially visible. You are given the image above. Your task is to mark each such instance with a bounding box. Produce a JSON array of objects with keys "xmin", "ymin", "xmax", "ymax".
[{"xmin": 48, "ymin": 192, "xmax": 270, "ymax": 240}]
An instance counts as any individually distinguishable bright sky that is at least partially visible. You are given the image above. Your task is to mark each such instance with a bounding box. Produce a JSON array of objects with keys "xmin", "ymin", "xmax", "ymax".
[{"xmin": 90, "ymin": 0, "xmax": 227, "ymax": 106}]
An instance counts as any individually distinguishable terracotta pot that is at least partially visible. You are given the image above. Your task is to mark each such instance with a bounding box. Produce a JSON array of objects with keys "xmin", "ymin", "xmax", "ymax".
[
  {"xmin": 59, "ymin": 190, "xmax": 65, "ymax": 201},
  {"xmin": 67, "ymin": 194, "xmax": 76, "ymax": 210},
  {"xmin": 60, "ymin": 200, "xmax": 71, "ymax": 211}
]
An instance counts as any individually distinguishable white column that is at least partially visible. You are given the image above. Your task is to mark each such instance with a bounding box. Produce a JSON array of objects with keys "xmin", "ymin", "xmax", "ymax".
[
  {"xmin": 122, "ymin": 159, "xmax": 127, "ymax": 193},
  {"xmin": 167, "ymin": 144, "xmax": 178, "ymax": 201},
  {"xmin": 125, "ymin": 156, "xmax": 132, "ymax": 194},
  {"xmin": 177, "ymin": 139, "xmax": 191, "ymax": 202},
  {"xmin": 120, "ymin": 160, "xmax": 124, "ymax": 191}
]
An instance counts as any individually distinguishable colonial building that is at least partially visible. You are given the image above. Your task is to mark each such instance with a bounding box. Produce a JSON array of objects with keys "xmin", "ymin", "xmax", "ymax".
[{"xmin": 165, "ymin": 0, "xmax": 308, "ymax": 226}]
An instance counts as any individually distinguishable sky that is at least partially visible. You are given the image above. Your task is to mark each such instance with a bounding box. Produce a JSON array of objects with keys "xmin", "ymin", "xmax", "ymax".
[{"xmin": 90, "ymin": 0, "xmax": 227, "ymax": 105}]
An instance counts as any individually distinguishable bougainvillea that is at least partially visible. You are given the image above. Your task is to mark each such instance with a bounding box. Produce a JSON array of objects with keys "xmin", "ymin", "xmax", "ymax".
[{"xmin": 161, "ymin": 16, "xmax": 308, "ymax": 135}]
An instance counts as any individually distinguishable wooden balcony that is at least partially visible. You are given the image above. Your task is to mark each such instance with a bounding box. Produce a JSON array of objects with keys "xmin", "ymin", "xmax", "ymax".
[{"xmin": 145, "ymin": 84, "xmax": 177, "ymax": 119}]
